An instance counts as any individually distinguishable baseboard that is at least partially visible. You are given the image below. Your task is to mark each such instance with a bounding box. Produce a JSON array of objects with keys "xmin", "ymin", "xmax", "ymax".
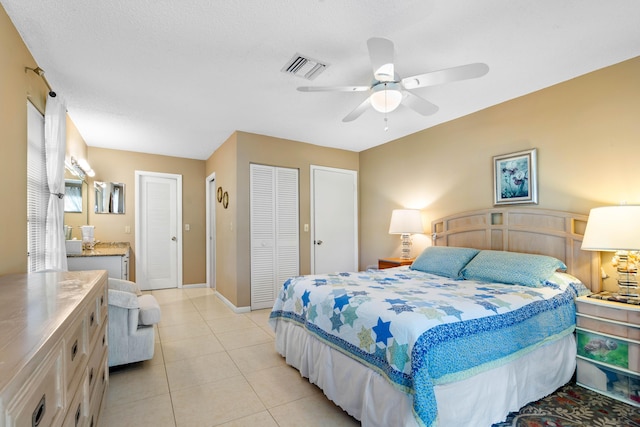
[
  {"xmin": 183, "ymin": 283, "xmax": 206, "ymax": 288},
  {"xmin": 214, "ymin": 291, "xmax": 251, "ymax": 313}
]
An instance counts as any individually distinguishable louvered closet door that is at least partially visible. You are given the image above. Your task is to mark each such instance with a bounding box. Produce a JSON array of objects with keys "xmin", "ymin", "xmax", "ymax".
[{"xmin": 250, "ymin": 164, "xmax": 299, "ymax": 309}]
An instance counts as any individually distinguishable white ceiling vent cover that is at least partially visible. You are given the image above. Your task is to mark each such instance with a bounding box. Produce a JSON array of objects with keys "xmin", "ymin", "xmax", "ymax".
[{"xmin": 281, "ymin": 54, "xmax": 328, "ymax": 80}]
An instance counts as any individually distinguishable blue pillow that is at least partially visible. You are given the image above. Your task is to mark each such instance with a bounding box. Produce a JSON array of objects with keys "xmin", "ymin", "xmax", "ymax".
[
  {"xmin": 410, "ymin": 246, "xmax": 480, "ymax": 278},
  {"xmin": 460, "ymin": 250, "xmax": 567, "ymax": 288}
]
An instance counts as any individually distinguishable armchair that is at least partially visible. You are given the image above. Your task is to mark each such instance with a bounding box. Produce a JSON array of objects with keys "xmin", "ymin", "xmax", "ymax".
[{"xmin": 108, "ymin": 278, "xmax": 161, "ymax": 367}]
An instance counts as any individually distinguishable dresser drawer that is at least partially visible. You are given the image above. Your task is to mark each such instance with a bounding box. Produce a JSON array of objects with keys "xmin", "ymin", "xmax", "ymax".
[
  {"xmin": 5, "ymin": 346, "xmax": 65, "ymax": 427},
  {"xmin": 576, "ymin": 299, "xmax": 640, "ymax": 324},
  {"xmin": 64, "ymin": 315, "xmax": 88, "ymax": 400},
  {"xmin": 61, "ymin": 386, "xmax": 84, "ymax": 427},
  {"xmin": 576, "ymin": 314, "xmax": 640, "ymax": 340},
  {"xmin": 576, "ymin": 329, "xmax": 640, "ymax": 371},
  {"xmin": 577, "ymin": 358, "xmax": 640, "ymax": 406}
]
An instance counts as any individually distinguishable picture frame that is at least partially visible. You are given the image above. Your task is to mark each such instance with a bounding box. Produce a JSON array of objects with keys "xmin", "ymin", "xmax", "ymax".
[
  {"xmin": 217, "ymin": 187, "xmax": 223, "ymax": 203},
  {"xmin": 222, "ymin": 191, "xmax": 229, "ymax": 209},
  {"xmin": 493, "ymin": 148, "xmax": 538, "ymax": 205}
]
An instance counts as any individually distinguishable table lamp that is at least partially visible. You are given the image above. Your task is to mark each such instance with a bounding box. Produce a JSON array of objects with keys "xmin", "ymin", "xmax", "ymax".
[
  {"xmin": 581, "ymin": 205, "xmax": 640, "ymax": 297},
  {"xmin": 389, "ymin": 209, "xmax": 424, "ymax": 259}
]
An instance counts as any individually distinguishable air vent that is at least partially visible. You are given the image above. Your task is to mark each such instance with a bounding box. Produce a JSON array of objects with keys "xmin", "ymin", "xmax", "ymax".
[{"xmin": 281, "ymin": 54, "xmax": 328, "ymax": 80}]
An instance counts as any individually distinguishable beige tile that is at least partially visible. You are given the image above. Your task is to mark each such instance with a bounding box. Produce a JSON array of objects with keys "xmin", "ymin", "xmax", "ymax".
[
  {"xmin": 158, "ymin": 321, "xmax": 213, "ymax": 343},
  {"xmin": 156, "ymin": 298, "xmax": 198, "ymax": 314},
  {"xmin": 191, "ymin": 294, "xmax": 229, "ymax": 311},
  {"xmin": 102, "ymin": 393, "xmax": 175, "ymax": 427},
  {"xmin": 165, "ymin": 351, "xmax": 240, "ymax": 391},
  {"xmin": 261, "ymin": 324, "xmax": 276, "ymax": 338},
  {"xmin": 216, "ymin": 411, "xmax": 279, "ymax": 427},
  {"xmin": 159, "ymin": 309, "xmax": 204, "ymax": 327},
  {"xmin": 147, "ymin": 342, "xmax": 164, "ymax": 366},
  {"xmin": 198, "ymin": 305, "xmax": 238, "ymax": 320},
  {"xmin": 107, "ymin": 362, "xmax": 169, "ymax": 407},
  {"xmin": 269, "ymin": 393, "xmax": 360, "ymax": 427},
  {"xmin": 205, "ymin": 314, "xmax": 257, "ymax": 333},
  {"xmin": 245, "ymin": 308, "xmax": 272, "ymax": 328},
  {"xmin": 245, "ymin": 364, "xmax": 320, "ymax": 408},
  {"xmin": 171, "ymin": 375, "xmax": 265, "ymax": 427},
  {"xmin": 184, "ymin": 287, "xmax": 215, "ymax": 298},
  {"xmin": 227, "ymin": 342, "xmax": 285, "ymax": 374},
  {"xmin": 162, "ymin": 334, "xmax": 224, "ymax": 362},
  {"xmin": 216, "ymin": 327, "xmax": 273, "ymax": 351},
  {"xmin": 151, "ymin": 288, "xmax": 191, "ymax": 303}
]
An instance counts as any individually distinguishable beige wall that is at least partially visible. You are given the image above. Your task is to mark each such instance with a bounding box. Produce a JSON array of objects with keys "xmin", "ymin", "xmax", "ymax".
[
  {"xmin": 206, "ymin": 131, "xmax": 359, "ymax": 307},
  {"xmin": 87, "ymin": 147, "xmax": 206, "ymax": 284},
  {"xmin": 359, "ymin": 56, "xmax": 640, "ymax": 290},
  {"xmin": 1, "ymin": 5, "xmax": 48, "ymax": 274}
]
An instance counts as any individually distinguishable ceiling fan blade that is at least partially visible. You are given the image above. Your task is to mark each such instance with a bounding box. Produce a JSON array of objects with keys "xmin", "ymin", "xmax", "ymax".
[
  {"xmin": 402, "ymin": 63, "xmax": 489, "ymax": 89},
  {"xmin": 367, "ymin": 37, "xmax": 395, "ymax": 82},
  {"xmin": 297, "ymin": 85, "xmax": 369, "ymax": 92},
  {"xmin": 342, "ymin": 96, "xmax": 372, "ymax": 122},
  {"xmin": 402, "ymin": 91, "xmax": 439, "ymax": 116}
]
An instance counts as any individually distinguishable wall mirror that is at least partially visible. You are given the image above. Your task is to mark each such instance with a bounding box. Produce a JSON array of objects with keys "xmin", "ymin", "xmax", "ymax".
[
  {"xmin": 95, "ymin": 181, "xmax": 126, "ymax": 214},
  {"xmin": 64, "ymin": 179, "xmax": 83, "ymax": 213}
]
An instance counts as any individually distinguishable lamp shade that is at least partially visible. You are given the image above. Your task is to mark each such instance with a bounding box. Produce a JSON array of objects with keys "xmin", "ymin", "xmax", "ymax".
[
  {"xmin": 389, "ymin": 209, "xmax": 423, "ymax": 235},
  {"xmin": 581, "ymin": 205, "xmax": 640, "ymax": 251}
]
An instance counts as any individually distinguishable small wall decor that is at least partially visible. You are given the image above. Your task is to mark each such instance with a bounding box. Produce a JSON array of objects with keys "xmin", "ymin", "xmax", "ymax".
[
  {"xmin": 222, "ymin": 191, "xmax": 229, "ymax": 209},
  {"xmin": 493, "ymin": 148, "xmax": 538, "ymax": 205},
  {"xmin": 217, "ymin": 186, "xmax": 223, "ymax": 203}
]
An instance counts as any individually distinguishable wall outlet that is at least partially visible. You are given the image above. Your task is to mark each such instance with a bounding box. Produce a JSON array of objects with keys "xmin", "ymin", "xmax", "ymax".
[
  {"xmin": 185, "ymin": 224, "xmax": 190, "ymax": 231},
  {"xmin": 124, "ymin": 225, "xmax": 131, "ymax": 234}
]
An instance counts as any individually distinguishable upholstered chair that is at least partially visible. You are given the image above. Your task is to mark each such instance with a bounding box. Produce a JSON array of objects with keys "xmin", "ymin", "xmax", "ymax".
[{"xmin": 107, "ymin": 278, "xmax": 161, "ymax": 367}]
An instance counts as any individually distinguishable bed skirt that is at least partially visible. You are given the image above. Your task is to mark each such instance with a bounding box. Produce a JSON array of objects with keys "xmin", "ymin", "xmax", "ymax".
[{"xmin": 273, "ymin": 320, "xmax": 576, "ymax": 427}]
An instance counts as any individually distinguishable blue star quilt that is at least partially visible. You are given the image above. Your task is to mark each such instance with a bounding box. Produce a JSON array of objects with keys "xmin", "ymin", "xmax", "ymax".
[{"xmin": 269, "ymin": 267, "xmax": 589, "ymax": 427}]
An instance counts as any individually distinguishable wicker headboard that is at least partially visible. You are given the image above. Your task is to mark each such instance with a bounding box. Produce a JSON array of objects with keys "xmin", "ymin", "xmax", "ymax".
[{"xmin": 431, "ymin": 208, "xmax": 600, "ymax": 291}]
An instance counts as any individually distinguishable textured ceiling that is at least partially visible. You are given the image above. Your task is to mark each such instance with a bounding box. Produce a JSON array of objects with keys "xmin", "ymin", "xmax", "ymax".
[{"xmin": 3, "ymin": 0, "xmax": 640, "ymax": 160}]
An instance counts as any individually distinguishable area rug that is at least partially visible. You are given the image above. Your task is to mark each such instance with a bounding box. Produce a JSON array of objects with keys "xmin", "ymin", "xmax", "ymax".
[{"xmin": 492, "ymin": 382, "xmax": 640, "ymax": 427}]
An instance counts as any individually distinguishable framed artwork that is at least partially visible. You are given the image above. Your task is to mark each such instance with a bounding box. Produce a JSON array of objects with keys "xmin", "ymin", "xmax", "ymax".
[
  {"xmin": 217, "ymin": 187, "xmax": 223, "ymax": 203},
  {"xmin": 222, "ymin": 191, "xmax": 229, "ymax": 209},
  {"xmin": 493, "ymin": 148, "xmax": 538, "ymax": 205}
]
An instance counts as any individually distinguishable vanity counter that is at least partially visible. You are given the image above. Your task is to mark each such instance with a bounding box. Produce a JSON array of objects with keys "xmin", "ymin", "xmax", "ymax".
[
  {"xmin": 67, "ymin": 242, "xmax": 130, "ymax": 279},
  {"xmin": 67, "ymin": 242, "xmax": 130, "ymax": 257}
]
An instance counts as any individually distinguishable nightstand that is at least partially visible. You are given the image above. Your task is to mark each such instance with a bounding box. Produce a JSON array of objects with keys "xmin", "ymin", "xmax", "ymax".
[
  {"xmin": 575, "ymin": 294, "xmax": 640, "ymax": 407},
  {"xmin": 378, "ymin": 257, "xmax": 415, "ymax": 269}
]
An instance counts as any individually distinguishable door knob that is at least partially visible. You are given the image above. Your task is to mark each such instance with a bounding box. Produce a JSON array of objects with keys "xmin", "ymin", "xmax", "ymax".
[
  {"xmin": 315, "ymin": 240, "xmax": 323, "ymax": 245},
  {"xmin": 171, "ymin": 236, "xmax": 177, "ymax": 241}
]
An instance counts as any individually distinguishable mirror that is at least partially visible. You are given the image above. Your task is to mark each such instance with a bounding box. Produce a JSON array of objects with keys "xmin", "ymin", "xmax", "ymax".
[
  {"xmin": 95, "ymin": 181, "xmax": 125, "ymax": 214},
  {"xmin": 64, "ymin": 179, "xmax": 83, "ymax": 213}
]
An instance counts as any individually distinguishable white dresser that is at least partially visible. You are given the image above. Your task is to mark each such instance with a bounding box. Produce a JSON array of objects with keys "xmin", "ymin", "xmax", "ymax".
[{"xmin": 0, "ymin": 270, "xmax": 109, "ymax": 427}]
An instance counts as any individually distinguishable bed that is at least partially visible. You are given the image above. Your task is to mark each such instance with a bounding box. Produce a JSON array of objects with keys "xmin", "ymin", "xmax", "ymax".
[{"xmin": 269, "ymin": 208, "xmax": 600, "ymax": 427}]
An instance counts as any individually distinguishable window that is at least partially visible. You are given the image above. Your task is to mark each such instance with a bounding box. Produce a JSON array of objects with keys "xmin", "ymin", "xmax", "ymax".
[{"xmin": 27, "ymin": 102, "xmax": 48, "ymax": 272}]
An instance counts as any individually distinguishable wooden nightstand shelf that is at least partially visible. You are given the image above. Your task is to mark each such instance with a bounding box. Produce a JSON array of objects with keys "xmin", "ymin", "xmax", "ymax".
[
  {"xmin": 378, "ymin": 257, "xmax": 415, "ymax": 269},
  {"xmin": 575, "ymin": 294, "xmax": 640, "ymax": 407}
]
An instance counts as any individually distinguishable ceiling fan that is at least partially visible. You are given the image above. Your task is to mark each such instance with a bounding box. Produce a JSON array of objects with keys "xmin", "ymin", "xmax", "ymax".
[{"xmin": 297, "ymin": 37, "xmax": 489, "ymax": 123}]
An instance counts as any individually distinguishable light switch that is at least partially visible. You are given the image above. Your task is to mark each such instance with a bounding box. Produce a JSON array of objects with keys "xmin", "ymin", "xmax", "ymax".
[
  {"xmin": 185, "ymin": 224, "xmax": 190, "ymax": 231},
  {"xmin": 125, "ymin": 225, "xmax": 131, "ymax": 234},
  {"xmin": 304, "ymin": 224, "xmax": 309, "ymax": 232}
]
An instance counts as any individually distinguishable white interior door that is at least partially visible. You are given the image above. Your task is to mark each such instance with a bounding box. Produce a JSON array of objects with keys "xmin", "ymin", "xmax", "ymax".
[
  {"xmin": 135, "ymin": 171, "xmax": 182, "ymax": 290},
  {"xmin": 311, "ymin": 166, "xmax": 358, "ymax": 274}
]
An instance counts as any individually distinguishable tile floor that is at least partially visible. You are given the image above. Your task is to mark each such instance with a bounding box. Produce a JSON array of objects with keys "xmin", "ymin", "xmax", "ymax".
[{"xmin": 102, "ymin": 287, "xmax": 360, "ymax": 427}]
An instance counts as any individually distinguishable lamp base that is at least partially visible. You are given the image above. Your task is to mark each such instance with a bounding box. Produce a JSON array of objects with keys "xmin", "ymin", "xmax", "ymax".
[{"xmin": 400, "ymin": 233, "xmax": 412, "ymax": 259}]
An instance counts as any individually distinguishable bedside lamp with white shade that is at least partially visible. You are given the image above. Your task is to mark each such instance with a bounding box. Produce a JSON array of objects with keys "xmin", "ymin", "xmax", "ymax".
[
  {"xmin": 389, "ymin": 209, "xmax": 424, "ymax": 259},
  {"xmin": 581, "ymin": 205, "xmax": 640, "ymax": 297}
]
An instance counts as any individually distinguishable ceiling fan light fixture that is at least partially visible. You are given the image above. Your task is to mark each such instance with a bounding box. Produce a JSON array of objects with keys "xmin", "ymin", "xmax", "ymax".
[{"xmin": 370, "ymin": 82, "xmax": 402, "ymax": 113}]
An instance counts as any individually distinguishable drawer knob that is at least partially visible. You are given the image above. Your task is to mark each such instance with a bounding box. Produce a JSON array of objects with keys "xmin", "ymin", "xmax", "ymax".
[
  {"xmin": 90, "ymin": 312, "xmax": 95, "ymax": 326},
  {"xmin": 75, "ymin": 403, "xmax": 82, "ymax": 427},
  {"xmin": 71, "ymin": 339, "xmax": 78, "ymax": 361},
  {"xmin": 89, "ymin": 367, "xmax": 94, "ymax": 385},
  {"xmin": 32, "ymin": 394, "xmax": 45, "ymax": 427}
]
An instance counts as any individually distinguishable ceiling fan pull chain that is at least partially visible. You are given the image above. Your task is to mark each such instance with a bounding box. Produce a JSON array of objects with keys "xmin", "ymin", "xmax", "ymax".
[{"xmin": 384, "ymin": 85, "xmax": 389, "ymax": 131}]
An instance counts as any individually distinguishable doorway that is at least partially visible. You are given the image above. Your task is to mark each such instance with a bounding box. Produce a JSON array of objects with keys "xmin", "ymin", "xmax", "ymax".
[
  {"xmin": 135, "ymin": 171, "xmax": 182, "ymax": 290},
  {"xmin": 310, "ymin": 166, "xmax": 358, "ymax": 274}
]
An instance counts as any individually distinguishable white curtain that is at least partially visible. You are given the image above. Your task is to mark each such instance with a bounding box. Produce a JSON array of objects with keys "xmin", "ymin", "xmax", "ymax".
[{"xmin": 44, "ymin": 94, "xmax": 68, "ymax": 271}]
